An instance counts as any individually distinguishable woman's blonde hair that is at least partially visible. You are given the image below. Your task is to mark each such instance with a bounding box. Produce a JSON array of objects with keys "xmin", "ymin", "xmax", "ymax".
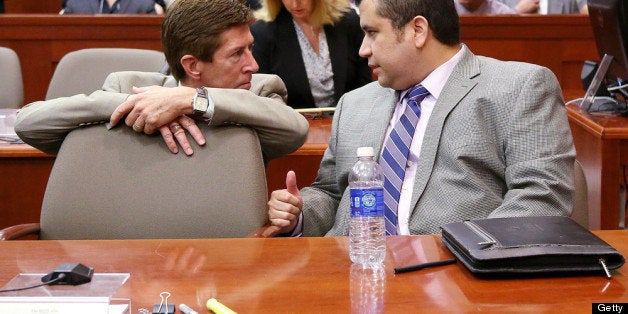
[{"xmin": 255, "ymin": 0, "xmax": 351, "ymax": 28}]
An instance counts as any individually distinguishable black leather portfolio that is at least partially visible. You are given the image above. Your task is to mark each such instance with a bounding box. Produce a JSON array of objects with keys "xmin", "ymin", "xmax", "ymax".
[{"xmin": 441, "ymin": 216, "xmax": 625, "ymax": 277}]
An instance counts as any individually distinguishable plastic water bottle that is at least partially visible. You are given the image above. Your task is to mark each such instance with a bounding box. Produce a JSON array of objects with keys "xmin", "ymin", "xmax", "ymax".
[{"xmin": 349, "ymin": 147, "xmax": 386, "ymax": 265}]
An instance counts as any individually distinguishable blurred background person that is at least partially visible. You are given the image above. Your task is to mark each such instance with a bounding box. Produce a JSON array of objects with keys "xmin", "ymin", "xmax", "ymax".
[
  {"xmin": 497, "ymin": 0, "xmax": 587, "ymax": 14},
  {"xmin": 247, "ymin": 0, "xmax": 262, "ymax": 10},
  {"xmin": 62, "ymin": 0, "xmax": 157, "ymax": 14},
  {"xmin": 154, "ymin": 0, "xmax": 179, "ymax": 14},
  {"xmin": 251, "ymin": 0, "xmax": 372, "ymax": 109},
  {"xmin": 456, "ymin": 0, "xmax": 516, "ymax": 14},
  {"xmin": 154, "ymin": 0, "xmax": 167, "ymax": 14}
]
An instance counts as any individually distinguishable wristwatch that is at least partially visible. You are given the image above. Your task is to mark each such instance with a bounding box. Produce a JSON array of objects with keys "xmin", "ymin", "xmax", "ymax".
[{"xmin": 192, "ymin": 87, "xmax": 214, "ymax": 122}]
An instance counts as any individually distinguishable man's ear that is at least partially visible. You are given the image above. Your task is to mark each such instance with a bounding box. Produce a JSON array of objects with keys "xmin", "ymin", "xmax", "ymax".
[
  {"xmin": 180, "ymin": 55, "xmax": 202, "ymax": 81},
  {"xmin": 410, "ymin": 16, "xmax": 429, "ymax": 48}
]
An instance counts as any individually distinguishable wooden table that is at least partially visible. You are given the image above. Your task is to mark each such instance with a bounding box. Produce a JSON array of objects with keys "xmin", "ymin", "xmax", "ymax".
[
  {"xmin": 566, "ymin": 103, "xmax": 628, "ymax": 230},
  {"xmin": 1, "ymin": 232, "xmax": 627, "ymax": 313}
]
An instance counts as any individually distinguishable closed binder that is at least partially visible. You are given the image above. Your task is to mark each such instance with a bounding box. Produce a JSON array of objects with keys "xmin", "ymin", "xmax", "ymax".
[{"xmin": 441, "ymin": 216, "xmax": 625, "ymax": 277}]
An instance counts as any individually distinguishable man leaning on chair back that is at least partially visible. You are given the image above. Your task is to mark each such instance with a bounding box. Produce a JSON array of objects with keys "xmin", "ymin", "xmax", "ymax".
[{"xmin": 16, "ymin": 0, "xmax": 308, "ymax": 161}]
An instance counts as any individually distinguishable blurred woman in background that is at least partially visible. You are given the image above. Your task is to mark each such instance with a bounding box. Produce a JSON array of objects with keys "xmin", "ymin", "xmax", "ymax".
[{"xmin": 251, "ymin": 0, "xmax": 371, "ymax": 109}]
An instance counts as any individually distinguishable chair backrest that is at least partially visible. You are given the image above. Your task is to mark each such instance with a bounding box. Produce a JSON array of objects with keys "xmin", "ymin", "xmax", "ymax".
[
  {"xmin": 45, "ymin": 48, "xmax": 165, "ymax": 100},
  {"xmin": 39, "ymin": 124, "xmax": 268, "ymax": 239},
  {"xmin": 0, "ymin": 47, "xmax": 23, "ymax": 108},
  {"xmin": 571, "ymin": 159, "xmax": 589, "ymax": 228}
]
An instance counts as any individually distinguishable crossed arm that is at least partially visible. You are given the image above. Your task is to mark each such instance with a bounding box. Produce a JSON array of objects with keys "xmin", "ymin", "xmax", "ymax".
[{"xmin": 15, "ymin": 72, "xmax": 308, "ymax": 160}]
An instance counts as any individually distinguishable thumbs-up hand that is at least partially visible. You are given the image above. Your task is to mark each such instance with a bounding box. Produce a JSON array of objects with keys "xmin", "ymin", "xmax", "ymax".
[
  {"xmin": 267, "ymin": 171, "xmax": 303, "ymax": 234},
  {"xmin": 285, "ymin": 170, "xmax": 302, "ymax": 206}
]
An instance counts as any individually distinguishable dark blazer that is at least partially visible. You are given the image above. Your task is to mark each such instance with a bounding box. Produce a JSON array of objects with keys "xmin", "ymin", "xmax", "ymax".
[
  {"xmin": 251, "ymin": 8, "xmax": 371, "ymax": 109},
  {"xmin": 64, "ymin": 0, "xmax": 156, "ymax": 14}
]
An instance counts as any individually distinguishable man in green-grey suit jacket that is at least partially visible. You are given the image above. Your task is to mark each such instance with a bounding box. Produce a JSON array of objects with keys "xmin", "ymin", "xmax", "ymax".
[
  {"xmin": 16, "ymin": 0, "xmax": 308, "ymax": 162},
  {"xmin": 267, "ymin": 0, "xmax": 575, "ymax": 236}
]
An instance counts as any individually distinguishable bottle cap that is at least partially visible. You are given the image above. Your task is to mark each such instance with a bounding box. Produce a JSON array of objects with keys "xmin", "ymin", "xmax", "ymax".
[{"xmin": 356, "ymin": 147, "xmax": 375, "ymax": 157}]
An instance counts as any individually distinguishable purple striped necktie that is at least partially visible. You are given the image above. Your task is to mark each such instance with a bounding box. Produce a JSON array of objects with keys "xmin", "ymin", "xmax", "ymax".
[{"xmin": 380, "ymin": 84, "xmax": 429, "ymax": 235}]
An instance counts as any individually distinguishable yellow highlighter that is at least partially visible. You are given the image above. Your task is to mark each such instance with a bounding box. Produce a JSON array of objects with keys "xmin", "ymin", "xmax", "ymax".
[{"xmin": 206, "ymin": 298, "xmax": 237, "ymax": 314}]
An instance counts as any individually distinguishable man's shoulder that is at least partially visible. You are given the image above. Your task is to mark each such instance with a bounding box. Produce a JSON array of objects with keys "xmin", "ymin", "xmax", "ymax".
[
  {"xmin": 343, "ymin": 81, "xmax": 392, "ymax": 100},
  {"xmin": 105, "ymin": 71, "xmax": 177, "ymax": 92},
  {"xmin": 476, "ymin": 55, "xmax": 547, "ymax": 75},
  {"xmin": 249, "ymin": 74, "xmax": 287, "ymax": 101}
]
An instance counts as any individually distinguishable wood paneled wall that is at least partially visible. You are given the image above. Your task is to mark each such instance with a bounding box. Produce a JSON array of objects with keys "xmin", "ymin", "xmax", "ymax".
[
  {"xmin": 0, "ymin": 14, "xmax": 598, "ymax": 104},
  {"xmin": 4, "ymin": 0, "xmax": 61, "ymax": 14},
  {"xmin": 0, "ymin": 15, "xmax": 163, "ymax": 103}
]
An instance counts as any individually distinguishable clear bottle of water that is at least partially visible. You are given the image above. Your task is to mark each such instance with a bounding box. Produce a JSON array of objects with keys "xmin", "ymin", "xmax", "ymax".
[{"xmin": 349, "ymin": 147, "xmax": 386, "ymax": 265}]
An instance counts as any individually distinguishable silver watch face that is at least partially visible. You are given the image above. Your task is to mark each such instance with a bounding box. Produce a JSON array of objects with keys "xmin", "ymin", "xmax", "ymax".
[{"xmin": 194, "ymin": 96, "xmax": 209, "ymax": 113}]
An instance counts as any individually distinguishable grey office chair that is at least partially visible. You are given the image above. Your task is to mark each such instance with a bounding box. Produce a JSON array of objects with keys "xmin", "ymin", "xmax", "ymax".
[
  {"xmin": 571, "ymin": 159, "xmax": 589, "ymax": 228},
  {"xmin": 0, "ymin": 47, "xmax": 24, "ymax": 108},
  {"xmin": 45, "ymin": 48, "xmax": 165, "ymax": 100},
  {"xmin": 0, "ymin": 124, "xmax": 268, "ymax": 240}
]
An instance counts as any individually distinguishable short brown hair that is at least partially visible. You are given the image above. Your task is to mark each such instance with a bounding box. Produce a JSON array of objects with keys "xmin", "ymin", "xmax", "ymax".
[{"xmin": 162, "ymin": 0, "xmax": 254, "ymax": 80}]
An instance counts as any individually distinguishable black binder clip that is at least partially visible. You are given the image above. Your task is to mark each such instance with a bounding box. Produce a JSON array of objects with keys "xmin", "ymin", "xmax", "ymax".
[{"xmin": 153, "ymin": 291, "xmax": 175, "ymax": 314}]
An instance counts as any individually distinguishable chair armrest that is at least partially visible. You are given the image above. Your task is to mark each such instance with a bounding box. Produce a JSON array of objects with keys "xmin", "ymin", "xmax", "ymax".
[
  {"xmin": 0, "ymin": 223, "xmax": 41, "ymax": 240},
  {"xmin": 247, "ymin": 223, "xmax": 281, "ymax": 238}
]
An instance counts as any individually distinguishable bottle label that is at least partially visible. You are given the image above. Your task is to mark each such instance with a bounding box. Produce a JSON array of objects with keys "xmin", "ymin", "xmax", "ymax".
[{"xmin": 350, "ymin": 188, "xmax": 384, "ymax": 217}]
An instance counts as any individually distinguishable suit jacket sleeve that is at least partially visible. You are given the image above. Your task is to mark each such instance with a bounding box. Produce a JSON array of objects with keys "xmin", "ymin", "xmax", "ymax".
[
  {"xmin": 208, "ymin": 74, "xmax": 309, "ymax": 160},
  {"xmin": 299, "ymin": 93, "xmax": 347, "ymax": 236},
  {"xmin": 15, "ymin": 72, "xmax": 308, "ymax": 160},
  {"xmin": 487, "ymin": 66, "xmax": 575, "ymax": 218},
  {"xmin": 14, "ymin": 73, "xmax": 133, "ymax": 154}
]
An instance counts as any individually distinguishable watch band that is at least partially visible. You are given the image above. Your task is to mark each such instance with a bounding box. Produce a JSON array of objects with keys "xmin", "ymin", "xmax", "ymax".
[{"xmin": 192, "ymin": 87, "xmax": 214, "ymax": 122}]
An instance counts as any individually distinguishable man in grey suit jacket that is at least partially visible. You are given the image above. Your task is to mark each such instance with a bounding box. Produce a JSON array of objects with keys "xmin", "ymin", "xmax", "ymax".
[
  {"xmin": 267, "ymin": 0, "xmax": 575, "ymax": 236},
  {"xmin": 16, "ymin": 0, "xmax": 308, "ymax": 161}
]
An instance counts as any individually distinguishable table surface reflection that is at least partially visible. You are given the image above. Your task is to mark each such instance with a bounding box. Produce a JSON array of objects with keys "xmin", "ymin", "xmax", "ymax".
[{"xmin": 1, "ymin": 233, "xmax": 627, "ymax": 313}]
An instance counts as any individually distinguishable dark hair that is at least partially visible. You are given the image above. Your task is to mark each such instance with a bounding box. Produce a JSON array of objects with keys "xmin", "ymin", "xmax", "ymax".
[
  {"xmin": 374, "ymin": 0, "xmax": 460, "ymax": 46},
  {"xmin": 162, "ymin": 0, "xmax": 254, "ymax": 80}
]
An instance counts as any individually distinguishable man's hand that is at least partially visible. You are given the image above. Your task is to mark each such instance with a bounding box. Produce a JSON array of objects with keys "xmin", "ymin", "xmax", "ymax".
[
  {"xmin": 267, "ymin": 171, "xmax": 303, "ymax": 234},
  {"xmin": 109, "ymin": 85, "xmax": 206, "ymax": 155},
  {"xmin": 514, "ymin": 0, "xmax": 540, "ymax": 13},
  {"xmin": 110, "ymin": 85, "xmax": 195, "ymax": 134},
  {"xmin": 159, "ymin": 115, "xmax": 206, "ymax": 156}
]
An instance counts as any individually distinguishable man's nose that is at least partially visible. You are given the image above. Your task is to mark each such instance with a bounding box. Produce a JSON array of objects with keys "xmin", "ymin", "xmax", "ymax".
[{"xmin": 245, "ymin": 50, "xmax": 259, "ymax": 73}]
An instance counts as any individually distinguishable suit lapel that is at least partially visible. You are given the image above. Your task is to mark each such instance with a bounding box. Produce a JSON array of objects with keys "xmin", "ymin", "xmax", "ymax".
[
  {"xmin": 408, "ymin": 48, "xmax": 480, "ymax": 210},
  {"xmin": 325, "ymin": 25, "xmax": 347, "ymax": 103},
  {"xmin": 370, "ymin": 89, "xmax": 398, "ymax": 155},
  {"xmin": 276, "ymin": 10, "xmax": 314, "ymax": 106}
]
